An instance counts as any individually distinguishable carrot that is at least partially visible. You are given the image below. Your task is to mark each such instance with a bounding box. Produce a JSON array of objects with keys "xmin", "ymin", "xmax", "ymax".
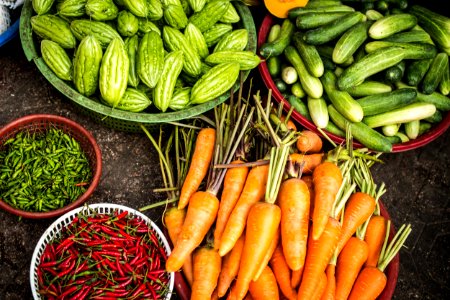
[
  {"xmin": 178, "ymin": 127, "xmax": 216, "ymax": 209},
  {"xmin": 280, "ymin": 115, "xmax": 298, "ymax": 132},
  {"xmin": 211, "ymin": 288, "xmax": 219, "ymax": 300},
  {"xmin": 364, "ymin": 215, "xmax": 387, "ymax": 268},
  {"xmin": 289, "ymin": 153, "xmax": 324, "ymax": 174},
  {"xmin": 335, "ymin": 192, "xmax": 376, "ymax": 255},
  {"xmin": 214, "ymin": 160, "xmax": 249, "ymax": 250},
  {"xmin": 296, "ymin": 130, "xmax": 323, "ymax": 153},
  {"xmin": 312, "ymin": 271, "xmax": 328, "ymax": 300},
  {"xmin": 269, "ymin": 244, "xmax": 297, "ymax": 300},
  {"xmin": 335, "ymin": 237, "xmax": 369, "ymax": 300},
  {"xmin": 291, "ymin": 267, "xmax": 303, "ymax": 289},
  {"xmin": 248, "ymin": 265, "xmax": 280, "ymax": 300},
  {"xmin": 233, "ymin": 202, "xmax": 281, "ymax": 300},
  {"xmin": 297, "ymin": 217, "xmax": 342, "ymax": 299},
  {"xmin": 302, "ymin": 175, "xmax": 316, "ymax": 218},
  {"xmin": 277, "ymin": 177, "xmax": 310, "ymax": 271},
  {"xmin": 163, "ymin": 207, "xmax": 193, "ymax": 286},
  {"xmin": 218, "ymin": 163, "xmax": 270, "ymax": 257},
  {"xmin": 348, "ymin": 223, "xmax": 412, "ymax": 300},
  {"xmin": 253, "ymin": 227, "xmax": 280, "ymax": 281},
  {"xmin": 311, "ymin": 162, "xmax": 343, "ymax": 240},
  {"xmin": 217, "ymin": 233, "xmax": 246, "ymax": 298},
  {"xmin": 190, "ymin": 246, "xmax": 222, "ymax": 300},
  {"xmin": 320, "ymin": 261, "xmax": 336, "ymax": 300},
  {"xmin": 166, "ymin": 191, "xmax": 219, "ymax": 272}
]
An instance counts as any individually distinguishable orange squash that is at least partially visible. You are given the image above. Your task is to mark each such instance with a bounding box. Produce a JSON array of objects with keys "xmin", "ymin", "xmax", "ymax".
[{"xmin": 264, "ymin": 0, "xmax": 309, "ymax": 19}]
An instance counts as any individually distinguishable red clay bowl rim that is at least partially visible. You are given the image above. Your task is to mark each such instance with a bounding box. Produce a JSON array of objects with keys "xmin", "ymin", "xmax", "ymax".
[
  {"xmin": 0, "ymin": 114, "xmax": 102, "ymax": 219},
  {"xmin": 170, "ymin": 200, "xmax": 400, "ymax": 300},
  {"xmin": 257, "ymin": 13, "xmax": 450, "ymax": 153}
]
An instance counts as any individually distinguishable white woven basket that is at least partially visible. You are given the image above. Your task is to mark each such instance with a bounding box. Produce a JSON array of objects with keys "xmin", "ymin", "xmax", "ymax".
[{"xmin": 29, "ymin": 203, "xmax": 174, "ymax": 300}]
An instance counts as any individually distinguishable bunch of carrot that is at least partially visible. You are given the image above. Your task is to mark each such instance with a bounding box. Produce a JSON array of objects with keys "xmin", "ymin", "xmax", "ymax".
[{"xmin": 143, "ymin": 85, "xmax": 411, "ymax": 300}]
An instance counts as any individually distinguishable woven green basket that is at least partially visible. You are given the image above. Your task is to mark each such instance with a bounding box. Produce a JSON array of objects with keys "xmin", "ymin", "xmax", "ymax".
[{"xmin": 19, "ymin": 0, "xmax": 257, "ymax": 133}]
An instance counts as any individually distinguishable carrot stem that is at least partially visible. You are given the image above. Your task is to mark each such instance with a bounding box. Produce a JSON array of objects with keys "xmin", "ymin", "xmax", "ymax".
[{"xmin": 378, "ymin": 223, "xmax": 412, "ymax": 272}]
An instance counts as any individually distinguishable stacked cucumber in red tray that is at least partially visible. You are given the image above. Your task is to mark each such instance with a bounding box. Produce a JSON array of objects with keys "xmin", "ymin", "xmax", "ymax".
[{"xmin": 259, "ymin": 0, "xmax": 450, "ymax": 152}]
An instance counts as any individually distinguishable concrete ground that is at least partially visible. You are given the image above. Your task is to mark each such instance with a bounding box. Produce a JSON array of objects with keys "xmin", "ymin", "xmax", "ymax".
[{"xmin": 1, "ymin": 2, "xmax": 449, "ymax": 300}]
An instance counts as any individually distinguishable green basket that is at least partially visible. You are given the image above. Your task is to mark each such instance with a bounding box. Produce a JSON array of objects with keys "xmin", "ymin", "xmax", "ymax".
[{"xmin": 19, "ymin": 0, "xmax": 257, "ymax": 133}]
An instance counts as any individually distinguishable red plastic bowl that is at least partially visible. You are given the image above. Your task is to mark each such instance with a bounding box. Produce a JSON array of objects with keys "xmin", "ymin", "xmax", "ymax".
[
  {"xmin": 258, "ymin": 13, "xmax": 450, "ymax": 153},
  {"xmin": 0, "ymin": 114, "xmax": 102, "ymax": 219},
  {"xmin": 171, "ymin": 200, "xmax": 399, "ymax": 300}
]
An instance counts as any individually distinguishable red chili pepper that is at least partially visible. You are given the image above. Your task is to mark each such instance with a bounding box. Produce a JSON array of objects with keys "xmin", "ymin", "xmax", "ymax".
[
  {"xmin": 130, "ymin": 283, "xmax": 148, "ymax": 298},
  {"xmin": 59, "ymin": 285, "xmax": 79, "ymax": 299},
  {"xmin": 112, "ymin": 275, "xmax": 133, "ymax": 288},
  {"xmin": 116, "ymin": 259, "xmax": 125, "ymax": 277}
]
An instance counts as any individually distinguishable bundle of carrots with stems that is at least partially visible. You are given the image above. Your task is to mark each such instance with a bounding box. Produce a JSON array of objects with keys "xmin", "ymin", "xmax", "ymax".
[{"xmin": 141, "ymin": 81, "xmax": 412, "ymax": 300}]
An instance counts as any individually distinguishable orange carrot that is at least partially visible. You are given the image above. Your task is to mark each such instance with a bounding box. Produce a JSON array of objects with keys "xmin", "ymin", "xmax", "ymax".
[
  {"xmin": 291, "ymin": 267, "xmax": 303, "ymax": 289},
  {"xmin": 253, "ymin": 227, "xmax": 280, "ymax": 281},
  {"xmin": 289, "ymin": 153, "xmax": 324, "ymax": 174},
  {"xmin": 269, "ymin": 243, "xmax": 297, "ymax": 300},
  {"xmin": 248, "ymin": 265, "xmax": 280, "ymax": 300},
  {"xmin": 302, "ymin": 175, "xmax": 315, "ymax": 218},
  {"xmin": 280, "ymin": 115, "xmax": 298, "ymax": 132},
  {"xmin": 166, "ymin": 191, "xmax": 219, "ymax": 272},
  {"xmin": 233, "ymin": 202, "xmax": 281, "ymax": 300},
  {"xmin": 277, "ymin": 177, "xmax": 310, "ymax": 271},
  {"xmin": 211, "ymin": 288, "xmax": 219, "ymax": 300},
  {"xmin": 312, "ymin": 271, "xmax": 328, "ymax": 300},
  {"xmin": 218, "ymin": 163, "xmax": 270, "ymax": 257},
  {"xmin": 320, "ymin": 262, "xmax": 336, "ymax": 300},
  {"xmin": 214, "ymin": 160, "xmax": 249, "ymax": 250},
  {"xmin": 178, "ymin": 128, "xmax": 216, "ymax": 209},
  {"xmin": 311, "ymin": 162, "xmax": 343, "ymax": 240},
  {"xmin": 348, "ymin": 266, "xmax": 387, "ymax": 300},
  {"xmin": 217, "ymin": 233, "xmax": 246, "ymax": 298},
  {"xmin": 335, "ymin": 237, "xmax": 369, "ymax": 300},
  {"xmin": 364, "ymin": 215, "xmax": 387, "ymax": 268},
  {"xmin": 190, "ymin": 246, "xmax": 222, "ymax": 300},
  {"xmin": 335, "ymin": 192, "xmax": 376, "ymax": 255},
  {"xmin": 163, "ymin": 207, "xmax": 193, "ymax": 286},
  {"xmin": 296, "ymin": 130, "xmax": 323, "ymax": 153},
  {"xmin": 297, "ymin": 217, "xmax": 342, "ymax": 299},
  {"xmin": 348, "ymin": 223, "xmax": 411, "ymax": 300}
]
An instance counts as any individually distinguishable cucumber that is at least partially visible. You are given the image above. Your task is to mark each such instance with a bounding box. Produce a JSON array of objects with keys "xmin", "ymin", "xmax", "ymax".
[
  {"xmin": 321, "ymin": 70, "xmax": 363, "ymax": 122},
  {"xmin": 346, "ymin": 81, "xmax": 393, "ymax": 97},
  {"xmin": 362, "ymin": 102, "xmax": 437, "ymax": 128},
  {"xmin": 382, "ymin": 124, "xmax": 400, "ymax": 137},
  {"xmin": 328, "ymin": 104, "xmax": 393, "ymax": 152},
  {"xmin": 281, "ymin": 66, "xmax": 298, "ymax": 84},
  {"xmin": 409, "ymin": 5, "xmax": 450, "ymax": 54},
  {"xmin": 267, "ymin": 24, "xmax": 281, "ymax": 43},
  {"xmin": 260, "ymin": 18, "xmax": 295, "ymax": 58},
  {"xmin": 307, "ymin": 96, "xmax": 329, "ymax": 128},
  {"xmin": 369, "ymin": 13, "xmax": 418, "ymax": 40},
  {"xmin": 291, "ymin": 82, "xmax": 306, "ymax": 98},
  {"xmin": 405, "ymin": 120, "xmax": 420, "ymax": 139},
  {"xmin": 405, "ymin": 58, "xmax": 432, "ymax": 86},
  {"xmin": 385, "ymin": 135, "xmax": 402, "ymax": 144},
  {"xmin": 418, "ymin": 122, "xmax": 433, "ymax": 135},
  {"xmin": 325, "ymin": 121, "xmax": 345, "ymax": 137},
  {"xmin": 383, "ymin": 30, "xmax": 434, "ymax": 44},
  {"xmin": 394, "ymin": 132, "xmax": 410, "ymax": 143},
  {"xmin": 384, "ymin": 61, "xmax": 405, "ymax": 83},
  {"xmin": 423, "ymin": 110, "xmax": 443, "ymax": 123},
  {"xmin": 365, "ymin": 9, "xmax": 384, "ymax": 21},
  {"xmin": 287, "ymin": 95, "xmax": 311, "ymax": 121},
  {"xmin": 288, "ymin": 4, "xmax": 355, "ymax": 19},
  {"xmin": 292, "ymin": 32, "xmax": 324, "ymax": 77},
  {"xmin": 422, "ymin": 52, "xmax": 449, "ymax": 94},
  {"xmin": 439, "ymin": 59, "xmax": 450, "ymax": 96},
  {"xmin": 364, "ymin": 41, "xmax": 437, "ymax": 60},
  {"xmin": 396, "ymin": 81, "xmax": 450, "ymax": 111},
  {"xmin": 357, "ymin": 88, "xmax": 417, "ymax": 116},
  {"xmin": 284, "ymin": 46, "xmax": 323, "ymax": 99},
  {"xmin": 267, "ymin": 56, "xmax": 282, "ymax": 77},
  {"xmin": 332, "ymin": 20, "xmax": 371, "ymax": 65},
  {"xmin": 295, "ymin": 12, "xmax": 351, "ymax": 30},
  {"xmin": 274, "ymin": 78, "xmax": 288, "ymax": 93},
  {"xmin": 302, "ymin": 11, "xmax": 366, "ymax": 45},
  {"xmin": 337, "ymin": 46, "xmax": 406, "ymax": 90}
]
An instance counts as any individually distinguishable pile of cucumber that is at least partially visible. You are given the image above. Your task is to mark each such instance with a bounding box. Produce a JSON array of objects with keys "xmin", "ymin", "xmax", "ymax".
[{"xmin": 260, "ymin": 0, "xmax": 450, "ymax": 152}]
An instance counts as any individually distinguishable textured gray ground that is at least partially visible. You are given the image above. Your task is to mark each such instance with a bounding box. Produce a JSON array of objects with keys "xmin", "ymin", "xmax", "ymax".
[{"xmin": 1, "ymin": 5, "xmax": 450, "ymax": 299}]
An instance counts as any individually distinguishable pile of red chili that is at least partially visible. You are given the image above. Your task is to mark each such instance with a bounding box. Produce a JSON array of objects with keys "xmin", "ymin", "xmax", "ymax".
[{"xmin": 36, "ymin": 209, "xmax": 171, "ymax": 300}]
